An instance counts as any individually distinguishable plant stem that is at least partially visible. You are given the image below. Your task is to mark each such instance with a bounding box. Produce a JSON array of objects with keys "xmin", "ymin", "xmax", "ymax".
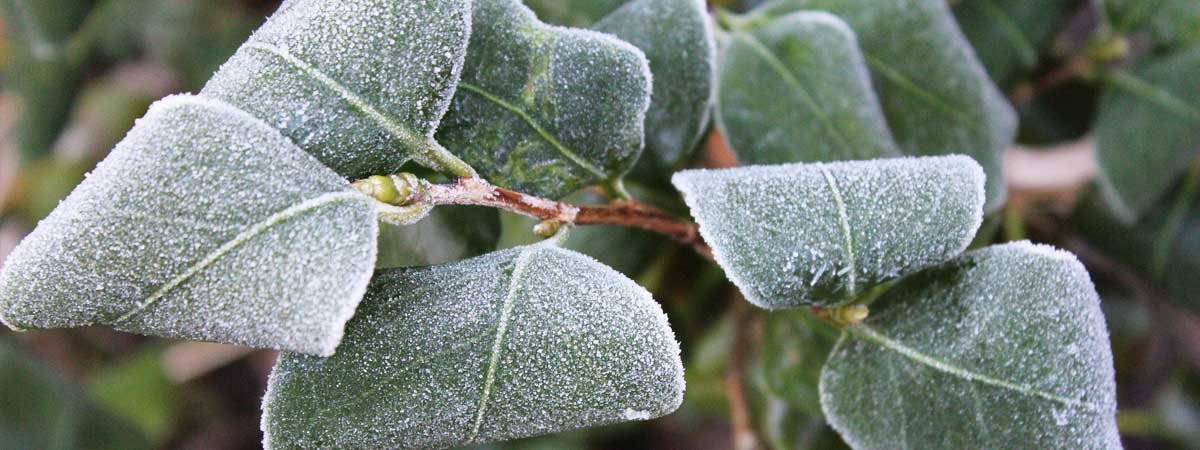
[{"xmin": 419, "ymin": 177, "xmax": 714, "ymax": 259}]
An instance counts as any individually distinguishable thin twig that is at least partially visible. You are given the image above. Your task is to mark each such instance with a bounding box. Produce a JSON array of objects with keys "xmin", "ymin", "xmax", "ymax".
[{"xmin": 421, "ymin": 178, "xmax": 714, "ymax": 259}]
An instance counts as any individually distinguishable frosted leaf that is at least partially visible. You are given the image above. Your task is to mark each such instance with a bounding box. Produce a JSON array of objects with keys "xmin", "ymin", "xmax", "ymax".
[
  {"xmin": 436, "ymin": 0, "xmax": 652, "ymax": 199},
  {"xmin": 594, "ymin": 0, "xmax": 717, "ymax": 174},
  {"xmin": 1095, "ymin": 47, "xmax": 1200, "ymax": 223},
  {"xmin": 673, "ymin": 155, "xmax": 985, "ymax": 308},
  {"xmin": 820, "ymin": 242, "xmax": 1121, "ymax": 450},
  {"xmin": 0, "ymin": 95, "xmax": 377, "ymax": 357},
  {"xmin": 746, "ymin": 0, "xmax": 1016, "ymax": 211},
  {"xmin": 261, "ymin": 243, "xmax": 684, "ymax": 450},
  {"xmin": 716, "ymin": 11, "xmax": 900, "ymax": 165},
  {"xmin": 202, "ymin": 0, "xmax": 475, "ymax": 179}
]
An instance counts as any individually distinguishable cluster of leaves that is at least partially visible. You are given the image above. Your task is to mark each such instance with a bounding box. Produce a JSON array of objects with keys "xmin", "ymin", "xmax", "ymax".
[{"xmin": 14, "ymin": 0, "xmax": 1200, "ymax": 448}]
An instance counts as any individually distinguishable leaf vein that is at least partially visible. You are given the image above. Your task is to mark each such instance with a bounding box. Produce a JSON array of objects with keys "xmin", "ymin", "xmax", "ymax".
[{"xmin": 819, "ymin": 167, "xmax": 857, "ymax": 296}]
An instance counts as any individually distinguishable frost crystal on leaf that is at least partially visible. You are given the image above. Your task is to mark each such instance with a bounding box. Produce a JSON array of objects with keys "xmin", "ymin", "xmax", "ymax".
[
  {"xmin": 202, "ymin": 0, "xmax": 475, "ymax": 179},
  {"xmin": 261, "ymin": 243, "xmax": 684, "ymax": 450},
  {"xmin": 436, "ymin": 0, "xmax": 652, "ymax": 199},
  {"xmin": 717, "ymin": 11, "xmax": 900, "ymax": 165},
  {"xmin": 0, "ymin": 95, "xmax": 378, "ymax": 356},
  {"xmin": 820, "ymin": 242, "xmax": 1122, "ymax": 450},
  {"xmin": 673, "ymin": 155, "xmax": 985, "ymax": 308},
  {"xmin": 594, "ymin": 0, "xmax": 717, "ymax": 174}
]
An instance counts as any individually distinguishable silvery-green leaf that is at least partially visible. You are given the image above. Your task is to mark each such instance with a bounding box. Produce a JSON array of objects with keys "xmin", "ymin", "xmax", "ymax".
[
  {"xmin": 522, "ymin": 0, "xmax": 625, "ymax": 27},
  {"xmin": 953, "ymin": 0, "xmax": 1077, "ymax": 88},
  {"xmin": 1095, "ymin": 47, "xmax": 1200, "ymax": 223},
  {"xmin": 1104, "ymin": 0, "xmax": 1200, "ymax": 47},
  {"xmin": 673, "ymin": 155, "xmax": 985, "ymax": 308},
  {"xmin": 716, "ymin": 11, "xmax": 900, "ymax": 165},
  {"xmin": 0, "ymin": 0, "xmax": 94, "ymax": 161},
  {"xmin": 437, "ymin": 0, "xmax": 652, "ymax": 199},
  {"xmin": 820, "ymin": 242, "xmax": 1121, "ymax": 450},
  {"xmin": 0, "ymin": 95, "xmax": 378, "ymax": 356},
  {"xmin": 594, "ymin": 0, "xmax": 717, "ymax": 174},
  {"xmin": 202, "ymin": 0, "xmax": 475, "ymax": 179},
  {"xmin": 746, "ymin": 0, "xmax": 1017, "ymax": 211},
  {"xmin": 0, "ymin": 341, "xmax": 154, "ymax": 450},
  {"xmin": 376, "ymin": 205, "xmax": 501, "ymax": 269},
  {"xmin": 261, "ymin": 243, "xmax": 684, "ymax": 450}
]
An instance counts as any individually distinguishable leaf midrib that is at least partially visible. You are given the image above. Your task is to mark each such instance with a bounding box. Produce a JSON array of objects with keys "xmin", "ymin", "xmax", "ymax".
[
  {"xmin": 456, "ymin": 82, "xmax": 609, "ymax": 180},
  {"xmin": 849, "ymin": 325, "xmax": 1104, "ymax": 412},
  {"xmin": 110, "ymin": 191, "xmax": 366, "ymax": 324},
  {"xmin": 735, "ymin": 32, "xmax": 860, "ymax": 159}
]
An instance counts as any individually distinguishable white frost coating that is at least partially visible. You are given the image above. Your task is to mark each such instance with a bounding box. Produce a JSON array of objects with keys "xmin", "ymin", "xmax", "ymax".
[
  {"xmin": 820, "ymin": 241, "xmax": 1121, "ymax": 450},
  {"xmin": 673, "ymin": 155, "xmax": 985, "ymax": 308},
  {"xmin": 202, "ymin": 0, "xmax": 475, "ymax": 178},
  {"xmin": 435, "ymin": 0, "xmax": 653, "ymax": 199},
  {"xmin": 0, "ymin": 94, "xmax": 378, "ymax": 356},
  {"xmin": 262, "ymin": 244, "xmax": 684, "ymax": 450}
]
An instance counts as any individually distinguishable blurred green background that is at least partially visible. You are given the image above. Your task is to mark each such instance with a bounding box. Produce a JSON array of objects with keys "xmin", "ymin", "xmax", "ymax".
[{"xmin": 0, "ymin": 1, "xmax": 1198, "ymax": 449}]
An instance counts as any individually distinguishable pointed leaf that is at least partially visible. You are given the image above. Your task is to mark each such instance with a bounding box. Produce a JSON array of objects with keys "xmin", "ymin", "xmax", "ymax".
[
  {"xmin": 594, "ymin": 0, "xmax": 718, "ymax": 174},
  {"xmin": 0, "ymin": 341, "xmax": 154, "ymax": 450},
  {"xmin": 1095, "ymin": 47, "xmax": 1200, "ymax": 223},
  {"xmin": 261, "ymin": 243, "xmax": 684, "ymax": 450},
  {"xmin": 820, "ymin": 242, "xmax": 1121, "ymax": 450},
  {"xmin": 201, "ymin": 0, "xmax": 475, "ymax": 179},
  {"xmin": 674, "ymin": 156, "xmax": 985, "ymax": 308},
  {"xmin": 716, "ymin": 11, "xmax": 900, "ymax": 165},
  {"xmin": 747, "ymin": 0, "xmax": 1017, "ymax": 211},
  {"xmin": 437, "ymin": 0, "xmax": 652, "ymax": 199},
  {"xmin": 0, "ymin": 95, "xmax": 378, "ymax": 356}
]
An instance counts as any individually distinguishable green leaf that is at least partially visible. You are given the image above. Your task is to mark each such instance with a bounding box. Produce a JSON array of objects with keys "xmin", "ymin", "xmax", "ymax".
[
  {"xmin": 1095, "ymin": 47, "xmax": 1200, "ymax": 223},
  {"xmin": 0, "ymin": 95, "xmax": 379, "ymax": 356},
  {"xmin": 755, "ymin": 310, "xmax": 841, "ymax": 417},
  {"xmin": 437, "ymin": 0, "xmax": 652, "ymax": 199},
  {"xmin": 594, "ymin": 0, "xmax": 718, "ymax": 174},
  {"xmin": 88, "ymin": 349, "xmax": 177, "ymax": 444},
  {"xmin": 746, "ymin": 0, "xmax": 1017, "ymax": 211},
  {"xmin": 716, "ymin": 11, "xmax": 901, "ymax": 165},
  {"xmin": 0, "ymin": 0, "xmax": 96, "ymax": 161},
  {"xmin": 953, "ymin": 0, "xmax": 1077, "ymax": 88},
  {"xmin": 376, "ymin": 205, "xmax": 501, "ymax": 269},
  {"xmin": 820, "ymin": 242, "xmax": 1120, "ymax": 450},
  {"xmin": 201, "ymin": 0, "xmax": 475, "ymax": 179},
  {"xmin": 1104, "ymin": 0, "xmax": 1200, "ymax": 47},
  {"xmin": 261, "ymin": 243, "xmax": 684, "ymax": 450},
  {"xmin": 522, "ymin": 0, "xmax": 626, "ymax": 27},
  {"xmin": 672, "ymin": 155, "xmax": 985, "ymax": 308},
  {"xmin": 0, "ymin": 340, "xmax": 153, "ymax": 450}
]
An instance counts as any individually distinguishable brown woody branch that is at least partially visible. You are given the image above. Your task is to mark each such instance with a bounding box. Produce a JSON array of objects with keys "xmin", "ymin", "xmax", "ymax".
[{"xmin": 421, "ymin": 177, "xmax": 713, "ymax": 259}]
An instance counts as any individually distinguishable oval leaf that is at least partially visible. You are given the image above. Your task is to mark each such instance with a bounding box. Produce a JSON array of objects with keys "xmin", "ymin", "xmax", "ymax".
[
  {"xmin": 716, "ymin": 11, "xmax": 900, "ymax": 165},
  {"xmin": 747, "ymin": 0, "xmax": 1017, "ymax": 211},
  {"xmin": 437, "ymin": 0, "xmax": 652, "ymax": 199},
  {"xmin": 594, "ymin": 0, "xmax": 718, "ymax": 174},
  {"xmin": 673, "ymin": 155, "xmax": 985, "ymax": 308},
  {"xmin": 0, "ymin": 95, "xmax": 378, "ymax": 356},
  {"xmin": 201, "ymin": 0, "xmax": 475, "ymax": 179},
  {"xmin": 261, "ymin": 243, "xmax": 684, "ymax": 450},
  {"xmin": 1095, "ymin": 47, "xmax": 1200, "ymax": 223},
  {"xmin": 820, "ymin": 242, "xmax": 1121, "ymax": 450}
]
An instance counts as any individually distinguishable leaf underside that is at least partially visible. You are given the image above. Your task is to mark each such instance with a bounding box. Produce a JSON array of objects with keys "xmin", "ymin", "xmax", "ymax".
[
  {"xmin": 262, "ymin": 244, "xmax": 684, "ymax": 450},
  {"xmin": 717, "ymin": 11, "xmax": 900, "ymax": 166},
  {"xmin": 748, "ymin": 0, "xmax": 1016, "ymax": 211},
  {"xmin": 0, "ymin": 95, "xmax": 378, "ymax": 356},
  {"xmin": 820, "ymin": 242, "xmax": 1121, "ymax": 450},
  {"xmin": 437, "ymin": 0, "xmax": 652, "ymax": 199},
  {"xmin": 673, "ymin": 155, "xmax": 985, "ymax": 308}
]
